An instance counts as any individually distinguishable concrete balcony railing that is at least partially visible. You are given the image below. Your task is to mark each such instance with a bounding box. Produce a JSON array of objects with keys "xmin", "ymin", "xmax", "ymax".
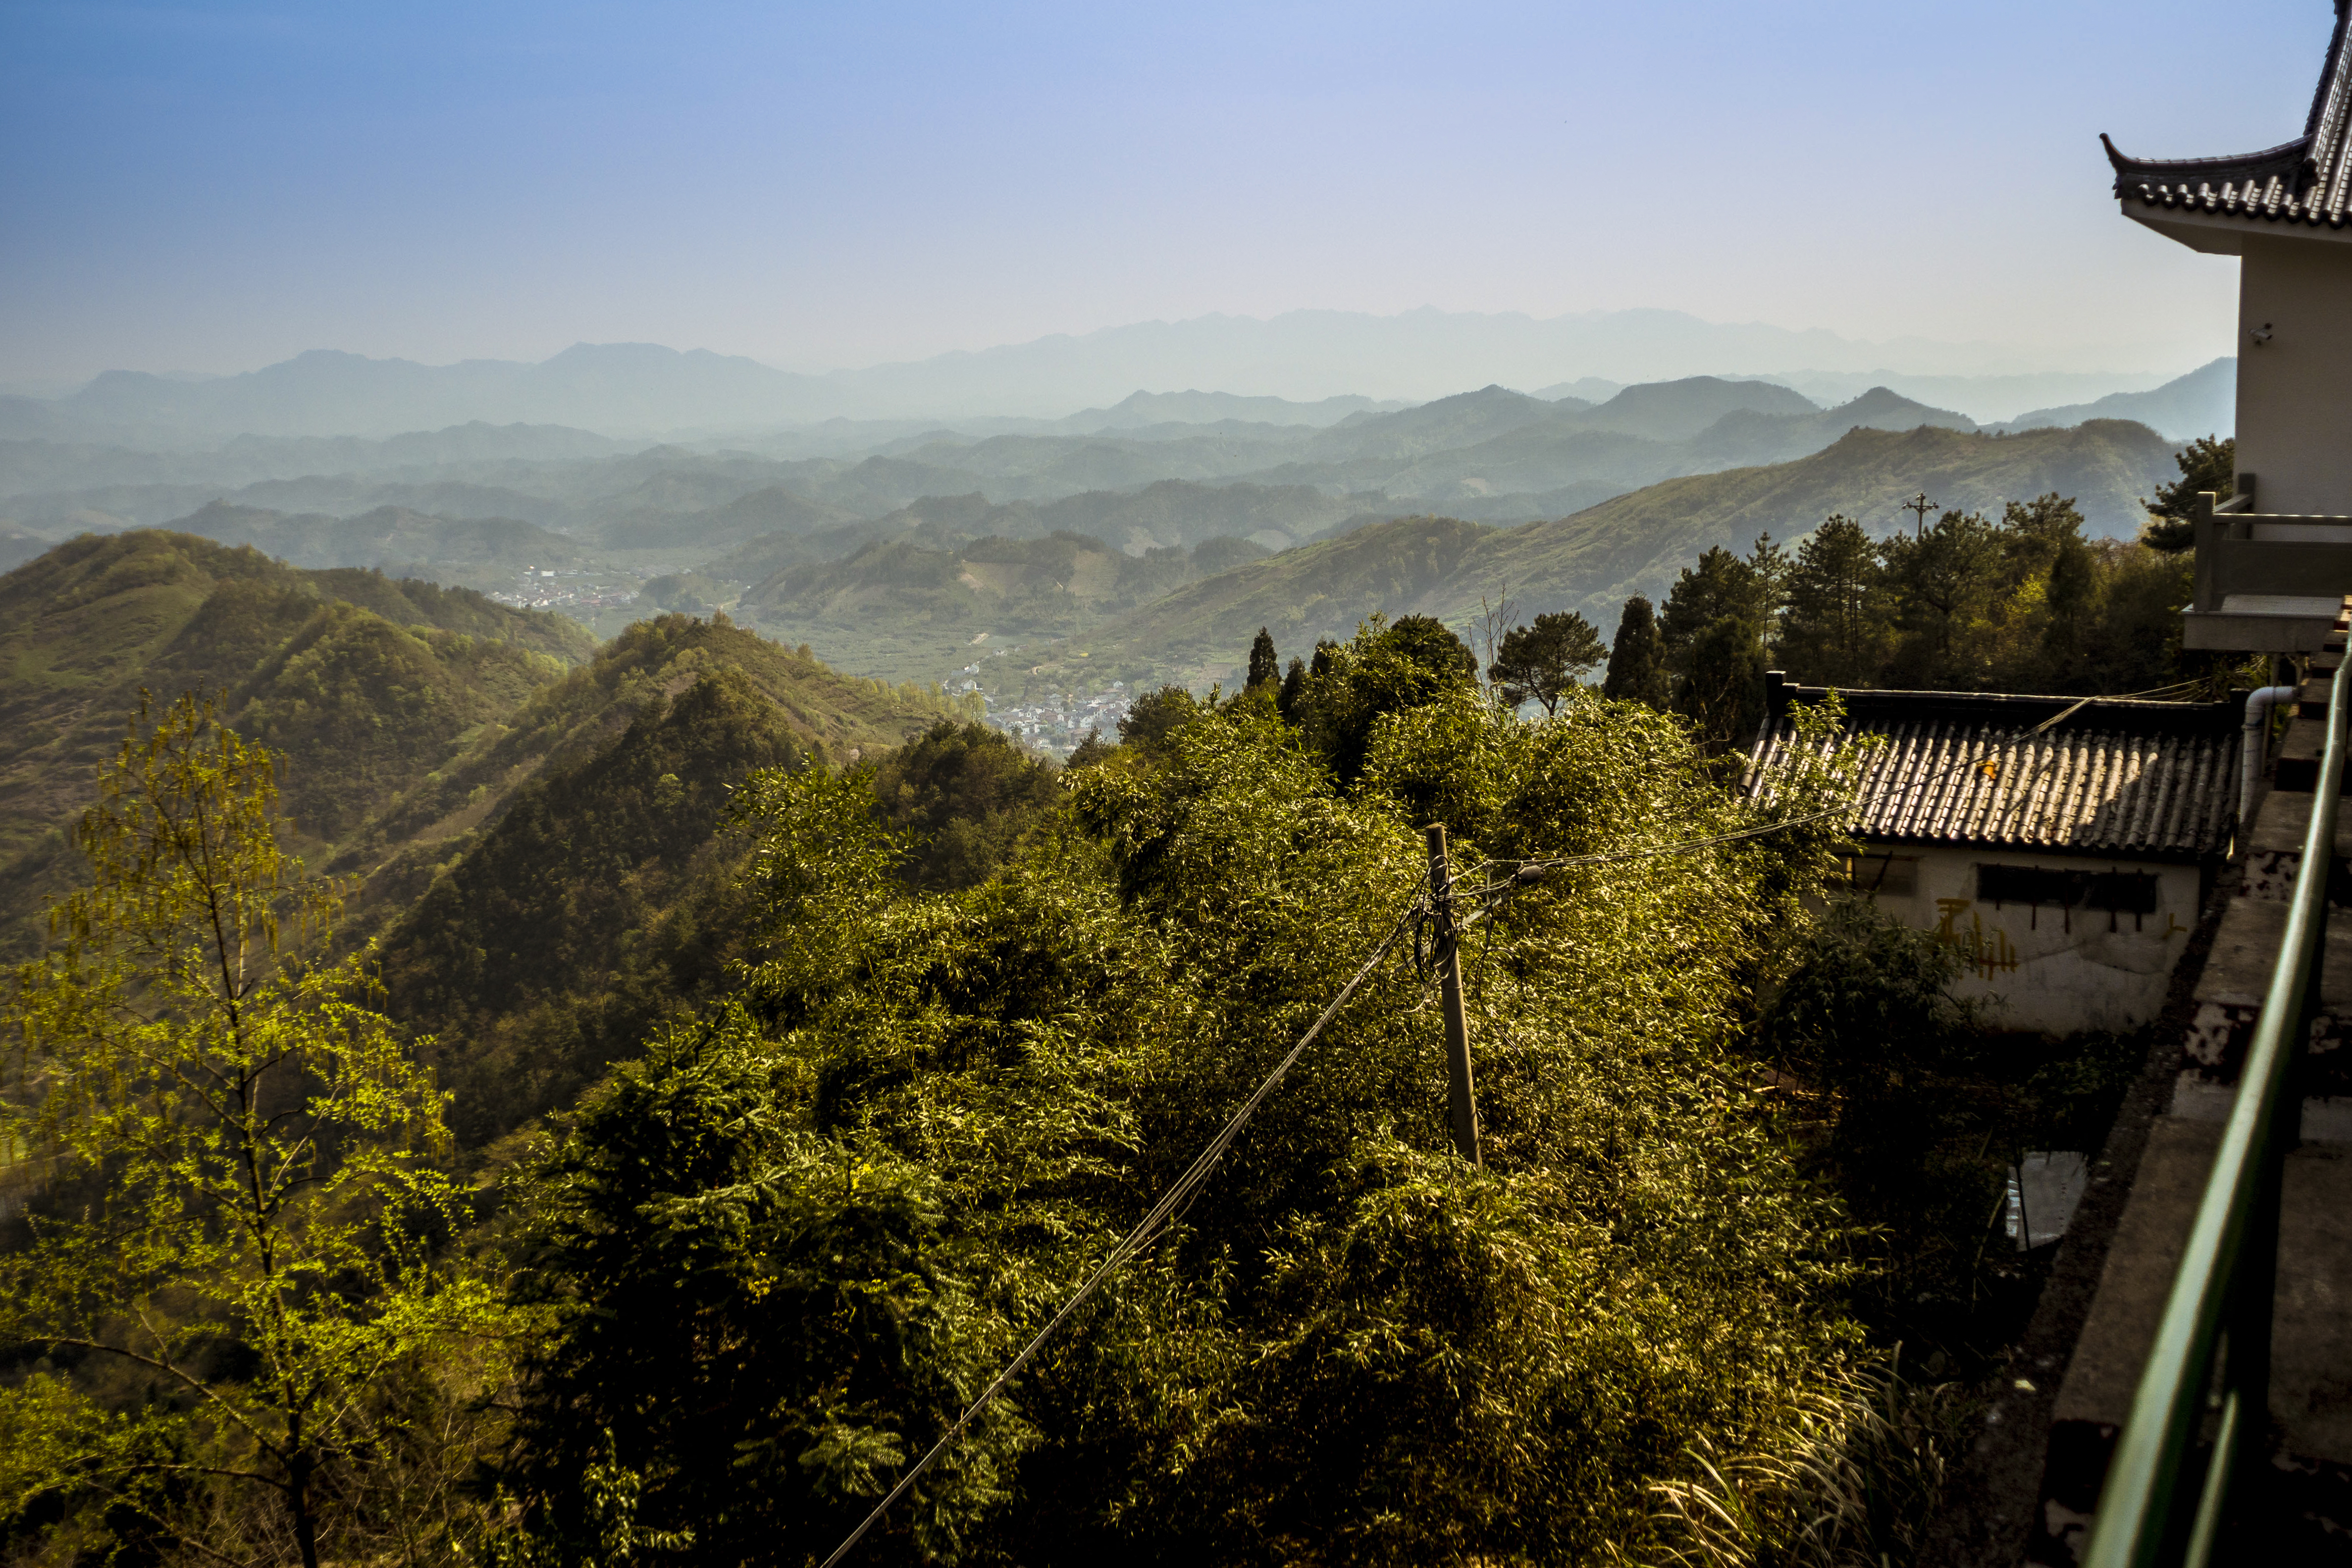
[{"xmin": 2187, "ymin": 475, "xmax": 2352, "ymax": 651}]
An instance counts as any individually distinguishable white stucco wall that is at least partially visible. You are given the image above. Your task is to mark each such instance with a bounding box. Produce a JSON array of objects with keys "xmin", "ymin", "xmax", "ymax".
[
  {"xmin": 2237, "ymin": 233, "xmax": 2352, "ymax": 517},
  {"xmin": 1851, "ymin": 847, "xmax": 2199, "ymax": 1034}
]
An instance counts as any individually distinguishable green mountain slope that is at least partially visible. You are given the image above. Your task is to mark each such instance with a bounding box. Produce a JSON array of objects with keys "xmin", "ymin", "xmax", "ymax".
[
  {"xmin": 1450, "ymin": 419, "xmax": 2177, "ymax": 624},
  {"xmin": 1067, "ymin": 420, "xmax": 2177, "ymax": 686},
  {"xmin": 353, "ymin": 621, "xmax": 975, "ymax": 1141},
  {"xmin": 0, "ymin": 530, "xmax": 594, "ymax": 951},
  {"xmin": 333, "ymin": 611, "xmax": 972, "ymax": 903},
  {"xmin": 162, "ymin": 499, "xmax": 590, "ymax": 583},
  {"xmin": 702, "ymin": 479, "xmax": 1357, "ymax": 589},
  {"xmin": 1063, "ymin": 515, "xmax": 1495, "ymax": 683},
  {"xmin": 376, "ymin": 667, "xmax": 801, "ymax": 1142}
]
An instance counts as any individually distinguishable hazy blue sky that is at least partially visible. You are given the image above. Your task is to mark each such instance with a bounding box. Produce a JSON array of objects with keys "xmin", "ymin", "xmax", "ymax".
[{"xmin": 0, "ymin": 0, "xmax": 2327, "ymax": 386}]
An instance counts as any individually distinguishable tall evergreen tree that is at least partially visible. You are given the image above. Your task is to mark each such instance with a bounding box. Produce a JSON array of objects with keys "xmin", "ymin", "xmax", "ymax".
[
  {"xmin": 1602, "ymin": 596, "xmax": 1669, "ymax": 709},
  {"xmin": 1780, "ymin": 516, "xmax": 1888, "ymax": 687},
  {"xmin": 2002, "ymin": 495, "xmax": 2097, "ymax": 684},
  {"xmin": 1245, "ymin": 627, "xmax": 1280, "ymax": 691},
  {"xmin": 1658, "ymin": 548, "xmax": 1769, "ymax": 754},
  {"xmin": 1882, "ymin": 509, "xmax": 2001, "ymax": 682},
  {"xmin": 1277, "ymin": 656, "xmax": 1308, "ymax": 722}
]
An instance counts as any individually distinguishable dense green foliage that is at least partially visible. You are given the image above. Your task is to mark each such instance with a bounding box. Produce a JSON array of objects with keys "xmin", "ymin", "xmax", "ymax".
[
  {"xmin": 2, "ymin": 696, "xmax": 502, "ymax": 1566},
  {"xmin": 1288, "ymin": 614, "xmax": 1482, "ymax": 783},
  {"xmin": 381, "ymin": 669, "xmax": 803, "ymax": 1146},
  {"xmin": 1613, "ymin": 488, "xmax": 2200, "ymax": 756},
  {"xmin": 489, "ymin": 616, "xmax": 1872, "ymax": 1565},
  {"xmin": 871, "ymin": 719, "xmax": 1061, "ymax": 891}
]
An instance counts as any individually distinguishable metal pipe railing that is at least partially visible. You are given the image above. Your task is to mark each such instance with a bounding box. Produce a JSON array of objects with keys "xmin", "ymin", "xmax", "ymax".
[{"xmin": 2080, "ymin": 648, "xmax": 2346, "ymax": 1565}]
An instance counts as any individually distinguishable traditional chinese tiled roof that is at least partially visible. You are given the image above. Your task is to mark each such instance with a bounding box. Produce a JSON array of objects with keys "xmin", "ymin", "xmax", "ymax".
[
  {"xmin": 2105, "ymin": 2, "xmax": 2352, "ymax": 232},
  {"xmin": 1743, "ymin": 679, "xmax": 2244, "ymax": 862}
]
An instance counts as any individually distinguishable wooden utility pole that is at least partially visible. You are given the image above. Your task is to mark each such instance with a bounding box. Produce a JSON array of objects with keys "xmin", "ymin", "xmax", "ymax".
[
  {"xmin": 1425, "ymin": 824, "xmax": 1480, "ymax": 1166},
  {"xmin": 1901, "ymin": 491, "xmax": 1938, "ymax": 538}
]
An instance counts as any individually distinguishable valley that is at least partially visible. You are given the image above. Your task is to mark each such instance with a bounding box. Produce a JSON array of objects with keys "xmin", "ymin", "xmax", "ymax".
[{"xmin": 0, "ymin": 364, "xmax": 2214, "ymax": 751}]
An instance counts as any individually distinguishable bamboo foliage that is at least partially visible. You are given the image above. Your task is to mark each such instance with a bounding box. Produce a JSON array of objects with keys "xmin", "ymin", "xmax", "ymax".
[{"xmin": 2, "ymin": 692, "xmax": 504, "ymax": 1568}]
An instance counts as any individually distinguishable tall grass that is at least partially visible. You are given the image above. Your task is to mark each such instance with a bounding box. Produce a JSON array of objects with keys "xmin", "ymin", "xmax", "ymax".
[{"xmin": 1631, "ymin": 1357, "xmax": 1962, "ymax": 1568}]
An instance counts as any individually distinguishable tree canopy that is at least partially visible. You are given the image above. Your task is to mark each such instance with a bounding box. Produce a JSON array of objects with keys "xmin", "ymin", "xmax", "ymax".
[{"xmin": 1488, "ymin": 610, "xmax": 1607, "ymax": 715}]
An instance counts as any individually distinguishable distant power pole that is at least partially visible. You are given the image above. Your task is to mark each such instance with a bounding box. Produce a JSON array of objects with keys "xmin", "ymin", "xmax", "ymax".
[
  {"xmin": 1901, "ymin": 491, "xmax": 1938, "ymax": 538},
  {"xmin": 1424, "ymin": 824, "xmax": 1480, "ymax": 1166}
]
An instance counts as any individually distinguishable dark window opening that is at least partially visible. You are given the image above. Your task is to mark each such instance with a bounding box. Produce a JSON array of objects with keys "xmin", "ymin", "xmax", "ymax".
[
  {"xmin": 2086, "ymin": 872, "xmax": 2159, "ymax": 914},
  {"xmin": 1839, "ymin": 854, "xmax": 1918, "ymax": 897},
  {"xmin": 1976, "ymin": 864, "xmax": 2160, "ymax": 917},
  {"xmin": 1977, "ymin": 864, "xmax": 2085, "ymax": 908}
]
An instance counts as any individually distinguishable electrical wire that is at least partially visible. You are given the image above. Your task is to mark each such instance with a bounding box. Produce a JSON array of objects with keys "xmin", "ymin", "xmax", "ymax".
[
  {"xmin": 815, "ymin": 870, "xmax": 1429, "ymax": 1568},
  {"xmin": 816, "ymin": 672, "xmax": 2235, "ymax": 1564}
]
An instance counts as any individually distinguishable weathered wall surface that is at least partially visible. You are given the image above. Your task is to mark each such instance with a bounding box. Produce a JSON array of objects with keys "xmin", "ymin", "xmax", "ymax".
[{"xmin": 1857, "ymin": 848, "xmax": 2200, "ymax": 1033}]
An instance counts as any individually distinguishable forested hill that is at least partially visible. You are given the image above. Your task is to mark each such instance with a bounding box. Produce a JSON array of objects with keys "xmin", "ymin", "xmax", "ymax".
[
  {"xmin": 0, "ymin": 531, "xmax": 591, "ymax": 946},
  {"xmin": 1068, "ymin": 419, "xmax": 2176, "ymax": 684},
  {"xmin": 333, "ymin": 611, "xmax": 975, "ymax": 910},
  {"xmin": 0, "ymin": 532, "xmax": 967, "ymax": 956}
]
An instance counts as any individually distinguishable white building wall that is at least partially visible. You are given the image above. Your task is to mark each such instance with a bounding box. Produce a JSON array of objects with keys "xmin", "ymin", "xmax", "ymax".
[
  {"xmin": 2237, "ymin": 232, "xmax": 2352, "ymax": 516},
  {"xmin": 1853, "ymin": 847, "xmax": 2200, "ymax": 1034}
]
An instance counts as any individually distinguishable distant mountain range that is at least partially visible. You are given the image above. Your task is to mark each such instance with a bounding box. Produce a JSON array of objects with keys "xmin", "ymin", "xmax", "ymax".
[
  {"xmin": 1995, "ymin": 356, "xmax": 2234, "ymax": 440},
  {"xmin": 0, "ymin": 310, "xmax": 2207, "ymax": 439},
  {"xmin": 1059, "ymin": 419, "xmax": 2179, "ymax": 689},
  {"xmin": 6, "ymin": 374, "xmax": 2009, "ymax": 555},
  {"xmin": 3, "ymin": 365, "xmax": 2205, "ymax": 647}
]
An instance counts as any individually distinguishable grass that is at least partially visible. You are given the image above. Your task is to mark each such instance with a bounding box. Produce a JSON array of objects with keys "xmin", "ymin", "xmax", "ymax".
[{"xmin": 1628, "ymin": 1357, "xmax": 1965, "ymax": 1568}]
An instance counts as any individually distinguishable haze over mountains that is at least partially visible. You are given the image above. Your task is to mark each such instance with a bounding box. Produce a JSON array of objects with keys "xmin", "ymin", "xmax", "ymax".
[
  {"xmin": 2, "ymin": 309, "xmax": 2206, "ymax": 440},
  {"xmin": 0, "ymin": 313, "xmax": 2232, "ymax": 730}
]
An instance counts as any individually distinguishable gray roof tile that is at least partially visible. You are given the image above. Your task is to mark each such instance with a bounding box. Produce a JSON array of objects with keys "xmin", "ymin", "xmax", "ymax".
[{"xmin": 1743, "ymin": 682, "xmax": 2244, "ymax": 861}]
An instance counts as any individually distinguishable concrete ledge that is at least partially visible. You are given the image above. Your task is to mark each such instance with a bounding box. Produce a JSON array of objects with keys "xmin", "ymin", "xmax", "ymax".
[
  {"xmin": 2184, "ymin": 897, "xmax": 2352, "ymax": 1096},
  {"xmin": 2185, "ymin": 610, "xmax": 2338, "ymax": 653}
]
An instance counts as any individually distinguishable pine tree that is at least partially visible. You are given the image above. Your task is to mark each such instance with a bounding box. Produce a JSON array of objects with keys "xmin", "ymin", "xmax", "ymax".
[
  {"xmin": 1277, "ymin": 656, "xmax": 1307, "ymax": 722},
  {"xmin": 1658, "ymin": 548, "xmax": 1769, "ymax": 753},
  {"xmin": 2140, "ymin": 436, "xmax": 2234, "ymax": 552},
  {"xmin": 1781, "ymin": 516, "xmax": 1888, "ymax": 686},
  {"xmin": 1246, "ymin": 627, "xmax": 1280, "ymax": 691},
  {"xmin": 1602, "ymin": 596, "xmax": 1669, "ymax": 709}
]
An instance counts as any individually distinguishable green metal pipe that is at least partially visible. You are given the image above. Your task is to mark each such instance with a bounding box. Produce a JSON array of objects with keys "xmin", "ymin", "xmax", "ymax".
[{"xmin": 2080, "ymin": 651, "xmax": 2347, "ymax": 1567}]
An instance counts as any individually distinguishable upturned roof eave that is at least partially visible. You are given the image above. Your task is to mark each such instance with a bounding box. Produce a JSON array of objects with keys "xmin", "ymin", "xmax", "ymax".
[{"xmin": 2101, "ymin": 131, "xmax": 2318, "ymax": 192}]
